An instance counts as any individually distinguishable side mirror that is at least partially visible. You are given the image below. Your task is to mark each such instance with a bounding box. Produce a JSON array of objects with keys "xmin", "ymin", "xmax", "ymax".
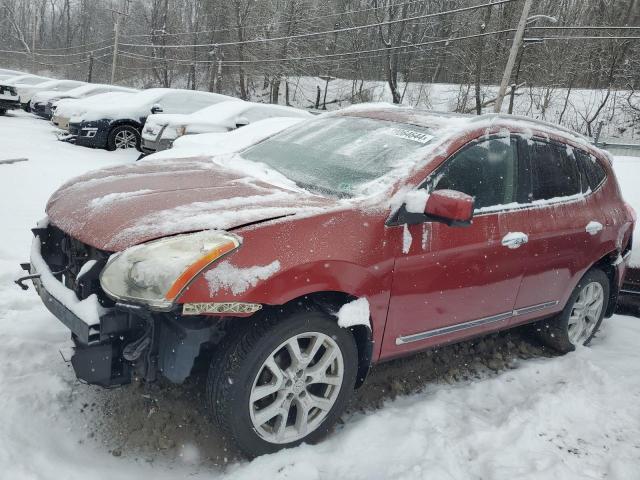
[
  {"xmin": 235, "ymin": 116, "xmax": 250, "ymax": 128},
  {"xmin": 424, "ymin": 189, "xmax": 474, "ymax": 226},
  {"xmin": 151, "ymin": 103, "xmax": 163, "ymax": 114}
]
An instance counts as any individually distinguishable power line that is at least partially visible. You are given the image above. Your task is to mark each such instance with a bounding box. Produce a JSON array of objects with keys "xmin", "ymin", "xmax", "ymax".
[
  {"xmin": 32, "ymin": 39, "xmax": 114, "ymax": 52},
  {"xmin": 118, "ymin": 28, "xmax": 517, "ymax": 65},
  {"xmin": 123, "ymin": 0, "xmax": 433, "ymax": 38},
  {"xmin": 118, "ymin": 0, "xmax": 517, "ymax": 49}
]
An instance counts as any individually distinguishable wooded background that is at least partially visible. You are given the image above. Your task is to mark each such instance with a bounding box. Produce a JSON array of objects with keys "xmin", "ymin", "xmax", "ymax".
[{"xmin": 1, "ymin": 0, "xmax": 638, "ymax": 120}]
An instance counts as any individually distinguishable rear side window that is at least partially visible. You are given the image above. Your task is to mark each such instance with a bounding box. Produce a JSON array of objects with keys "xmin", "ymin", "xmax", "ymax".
[
  {"xmin": 526, "ymin": 140, "xmax": 581, "ymax": 201},
  {"xmin": 576, "ymin": 150, "xmax": 606, "ymax": 191},
  {"xmin": 431, "ymin": 137, "xmax": 518, "ymax": 210}
]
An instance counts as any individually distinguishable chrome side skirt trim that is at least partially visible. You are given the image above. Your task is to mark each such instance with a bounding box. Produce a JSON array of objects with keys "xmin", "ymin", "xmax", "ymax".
[
  {"xmin": 513, "ymin": 300, "xmax": 559, "ymax": 316},
  {"xmin": 395, "ymin": 300, "xmax": 560, "ymax": 346}
]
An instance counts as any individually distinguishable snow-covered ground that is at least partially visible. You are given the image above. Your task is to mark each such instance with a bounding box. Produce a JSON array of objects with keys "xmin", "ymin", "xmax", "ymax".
[{"xmin": 1, "ymin": 112, "xmax": 639, "ymax": 479}]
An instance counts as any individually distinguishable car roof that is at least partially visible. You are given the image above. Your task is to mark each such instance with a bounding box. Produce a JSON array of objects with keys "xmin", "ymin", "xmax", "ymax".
[{"xmin": 333, "ymin": 103, "xmax": 592, "ymax": 146}]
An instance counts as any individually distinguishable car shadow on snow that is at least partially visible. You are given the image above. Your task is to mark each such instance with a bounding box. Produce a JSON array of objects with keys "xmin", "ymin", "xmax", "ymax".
[{"xmin": 77, "ymin": 325, "xmax": 557, "ymax": 467}]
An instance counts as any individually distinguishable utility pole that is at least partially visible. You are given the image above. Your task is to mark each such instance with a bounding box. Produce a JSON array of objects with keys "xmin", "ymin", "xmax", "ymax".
[
  {"xmin": 108, "ymin": 1, "xmax": 129, "ymax": 84},
  {"xmin": 493, "ymin": 0, "xmax": 533, "ymax": 113},
  {"xmin": 31, "ymin": 10, "xmax": 37, "ymax": 72},
  {"xmin": 87, "ymin": 54, "xmax": 94, "ymax": 83}
]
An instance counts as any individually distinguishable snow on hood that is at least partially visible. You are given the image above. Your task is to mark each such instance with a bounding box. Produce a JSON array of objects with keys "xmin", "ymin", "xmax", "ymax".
[
  {"xmin": 54, "ymin": 92, "xmax": 136, "ymax": 120},
  {"xmin": 46, "ymin": 157, "xmax": 335, "ymax": 252},
  {"xmin": 30, "ymin": 89, "xmax": 64, "ymax": 104}
]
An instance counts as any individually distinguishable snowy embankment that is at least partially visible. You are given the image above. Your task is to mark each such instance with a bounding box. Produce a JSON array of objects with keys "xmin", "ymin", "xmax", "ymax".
[
  {"xmin": 0, "ymin": 112, "xmax": 639, "ymax": 479},
  {"xmin": 283, "ymin": 77, "xmax": 638, "ymax": 143}
]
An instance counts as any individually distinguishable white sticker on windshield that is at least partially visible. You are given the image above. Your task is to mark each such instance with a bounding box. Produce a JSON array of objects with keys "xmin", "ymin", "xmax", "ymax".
[{"xmin": 387, "ymin": 128, "xmax": 433, "ymax": 144}]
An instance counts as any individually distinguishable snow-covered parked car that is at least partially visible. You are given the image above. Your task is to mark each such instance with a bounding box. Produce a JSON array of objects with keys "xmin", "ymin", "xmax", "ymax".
[
  {"xmin": 140, "ymin": 100, "xmax": 312, "ymax": 154},
  {"xmin": 71, "ymin": 88, "xmax": 236, "ymax": 151},
  {"xmin": 52, "ymin": 91, "xmax": 136, "ymax": 132},
  {"xmin": 17, "ymin": 106, "xmax": 634, "ymax": 458},
  {"xmin": 21, "ymin": 79, "xmax": 85, "ymax": 112},
  {"xmin": 0, "ymin": 67, "xmax": 25, "ymax": 76},
  {"xmin": 0, "ymin": 83, "xmax": 20, "ymax": 115},
  {"xmin": 0, "ymin": 74, "xmax": 51, "ymax": 111},
  {"xmin": 144, "ymin": 116, "xmax": 308, "ymax": 161},
  {"xmin": 32, "ymin": 83, "xmax": 137, "ymax": 120}
]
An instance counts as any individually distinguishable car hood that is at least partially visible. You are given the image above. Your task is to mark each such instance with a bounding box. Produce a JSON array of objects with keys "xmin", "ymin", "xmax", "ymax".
[{"xmin": 46, "ymin": 157, "xmax": 335, "ymax": 252}]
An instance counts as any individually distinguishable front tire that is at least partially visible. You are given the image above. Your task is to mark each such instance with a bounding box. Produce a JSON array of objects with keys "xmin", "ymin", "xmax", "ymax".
[
  {"xmin": 207, "ymin": 310, "xmax": 358, "ymax": 458},
  {"xmin": 107, "ymin": 125, "xmax": 140, "ymax": 151},
  {"xmin": 537, "ymin": 268, "xmax": 609, "ymax": 353}
]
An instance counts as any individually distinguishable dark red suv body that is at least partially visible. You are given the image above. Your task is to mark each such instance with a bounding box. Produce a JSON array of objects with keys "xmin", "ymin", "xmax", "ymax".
[{"xmin": 22, "ymin": 106, "xmax": 634, "ymax": 456}]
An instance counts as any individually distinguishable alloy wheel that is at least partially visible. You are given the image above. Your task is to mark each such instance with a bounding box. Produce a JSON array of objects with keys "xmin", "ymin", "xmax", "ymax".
[
  {"xmin": 568, "ymin": 281, "xmax": 604, "ymax": 345},
  {"xmin": 114, "ymin": 130, "xmax": 138, "ymax": 149},
  {"xmin": 249, "ymin": 332, "xmax": 344, "ymax": 444}
]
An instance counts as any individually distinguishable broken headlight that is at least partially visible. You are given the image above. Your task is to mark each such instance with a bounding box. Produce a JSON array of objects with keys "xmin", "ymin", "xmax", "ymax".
[{"xmin": 100, "ymin": 231, "xmax": 241, "ymax": 309}]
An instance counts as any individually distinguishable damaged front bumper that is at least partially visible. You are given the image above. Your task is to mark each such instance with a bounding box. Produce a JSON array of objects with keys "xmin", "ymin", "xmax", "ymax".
[{"xmin": 19, "ymin": 223, "xmax": 221, "ymax": 387}]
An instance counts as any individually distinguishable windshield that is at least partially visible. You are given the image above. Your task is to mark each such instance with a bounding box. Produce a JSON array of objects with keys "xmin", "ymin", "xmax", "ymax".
[{"xmin": 240, "ymin": 116, "xmax": 435, "ymax": 197}]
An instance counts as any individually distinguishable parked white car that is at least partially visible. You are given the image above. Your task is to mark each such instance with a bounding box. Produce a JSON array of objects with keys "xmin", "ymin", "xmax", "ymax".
[
  {"xmin": 141, "ymin": 100, "xmax": 312, "ymax": 154},
  {"xmin": 32, "ymin": 83, "xmax": 138, "ymax": 120},
  {"xmin": 0, "ymin": 68, "xmax": 25, "ymax": 76},
  {"xmin": 144, "ymin": 116, "xmax": 308, "ymax": 161},
  {"xmin": 19, "ymin": 79, "xmax": 85, "ymax": 111}
]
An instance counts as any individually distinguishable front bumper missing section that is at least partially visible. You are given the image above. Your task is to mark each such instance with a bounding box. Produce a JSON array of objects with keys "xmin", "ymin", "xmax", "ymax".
[{"xmin": 21, "ymin": 226, "xmax": 222, "ymax": 387}]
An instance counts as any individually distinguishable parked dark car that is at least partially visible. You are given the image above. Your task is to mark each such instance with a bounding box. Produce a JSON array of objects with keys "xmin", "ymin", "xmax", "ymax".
[
  {"xmin": 18, "ymin": 106, "xmax": 634, "ymax": 458},
  {"xmin": 0, "ymin": 84, "xmax": 20, "ymax": 114},
  {"xmin": 72, "ymin": 88, "xmax": 236, "ymax": 151}
]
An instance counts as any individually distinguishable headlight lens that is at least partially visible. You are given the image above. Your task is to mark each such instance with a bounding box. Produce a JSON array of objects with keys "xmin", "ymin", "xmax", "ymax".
[{"xmin": 100, "ymin": 230, "xmax": 241, "ymax": 309}]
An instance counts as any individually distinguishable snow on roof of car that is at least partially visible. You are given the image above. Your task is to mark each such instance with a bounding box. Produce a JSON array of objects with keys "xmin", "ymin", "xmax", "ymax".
[
  {"xmin": 62, "ymin": 83, "xmax": 138, "ymax": 97},
  {"xmin": 334, "ymin": 103, "xmax": 596, "ymax": 150}
]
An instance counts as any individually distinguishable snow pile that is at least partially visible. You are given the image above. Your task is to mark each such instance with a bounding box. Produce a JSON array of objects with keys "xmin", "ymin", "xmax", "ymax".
[
  {"xmin": 205, "ymin": 259, "xmax": 281, "ymax": 295},
  {"xmin": 404, "ymin": 189, "xmax": 429, "ymax": 213},
  {"xmin": 336, "ymin": 298, "xmax": 371, "ymax": 329},
  {"xmin": 611, "ymin": 156, "xmax": 640, "ymax": 267}
]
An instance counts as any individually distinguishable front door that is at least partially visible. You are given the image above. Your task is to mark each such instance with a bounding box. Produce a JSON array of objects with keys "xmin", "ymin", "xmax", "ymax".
[{"xmin": 382, "ymin": 136, "xmax": 529, "ymax": 357}]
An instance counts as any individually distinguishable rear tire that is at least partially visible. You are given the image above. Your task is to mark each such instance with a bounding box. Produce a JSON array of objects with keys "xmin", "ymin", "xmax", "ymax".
[
  {"xmin": 107, "ymin": 125, "xmax": 140, "ymax": 151},
  {"xmin": 0, "ymin": 109, "xmax": 6, "ymax": 116},
  {"xmin": 536, "ymin": 268, "xmax": 609, "ymax": 353},
  {"xmin": 206, "ymin": 310, "xmax": 358, "ymax": 458}
]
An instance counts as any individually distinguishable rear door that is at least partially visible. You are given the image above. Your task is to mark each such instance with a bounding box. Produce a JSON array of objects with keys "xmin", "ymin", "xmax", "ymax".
[{"xmin": 509, "ymin": 139, "xmax": 605, "ymax": 319}]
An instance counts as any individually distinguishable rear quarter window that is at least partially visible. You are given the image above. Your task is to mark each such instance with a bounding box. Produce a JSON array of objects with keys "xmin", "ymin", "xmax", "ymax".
[{"xmin": 576, "ymin": 150, "xmax": 607, "ymax": 191}]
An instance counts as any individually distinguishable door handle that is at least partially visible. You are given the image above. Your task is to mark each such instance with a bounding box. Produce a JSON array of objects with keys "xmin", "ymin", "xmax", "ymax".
[
  {"xmin": 502, "ymin": 232, "xmax": 529, "ymax": 249},
  {"xmin": 585, "ymin": 221, "xmax": 603, "ymax": 236}
]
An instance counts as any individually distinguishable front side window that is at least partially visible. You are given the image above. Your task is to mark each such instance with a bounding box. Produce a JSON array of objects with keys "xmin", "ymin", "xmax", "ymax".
[
  {"xmin": 429, "ymin": 137, "xmax": 518, "ymax": 210},
  {"xmin": 527, "ymin": 140, "xmax": 581, "ymax": 201}
]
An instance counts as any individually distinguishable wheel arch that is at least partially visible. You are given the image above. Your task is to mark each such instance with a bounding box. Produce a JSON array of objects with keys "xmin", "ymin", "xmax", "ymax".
[
  {"xmin": 590, "ymin": 249, "xmax": 623, "ymax": 318},
  {"xmin": 267, "ymin": 291, "xmax": 374, "ymax": 388}
]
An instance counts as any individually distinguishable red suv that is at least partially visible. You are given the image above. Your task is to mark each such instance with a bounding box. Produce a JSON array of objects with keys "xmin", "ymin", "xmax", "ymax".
[{"xmin": 19, "ymin": 106, "xmax": 634, "ymax": 457}]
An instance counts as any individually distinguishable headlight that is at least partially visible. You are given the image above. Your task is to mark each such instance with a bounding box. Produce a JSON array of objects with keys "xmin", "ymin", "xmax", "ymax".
[
  {"xmin": 176, "ymin": 125, "xmax": 187, "ymax": 137},
  {"xmin": 100, "ymin": 230, "xmax": 241, "ymax": 309}
]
